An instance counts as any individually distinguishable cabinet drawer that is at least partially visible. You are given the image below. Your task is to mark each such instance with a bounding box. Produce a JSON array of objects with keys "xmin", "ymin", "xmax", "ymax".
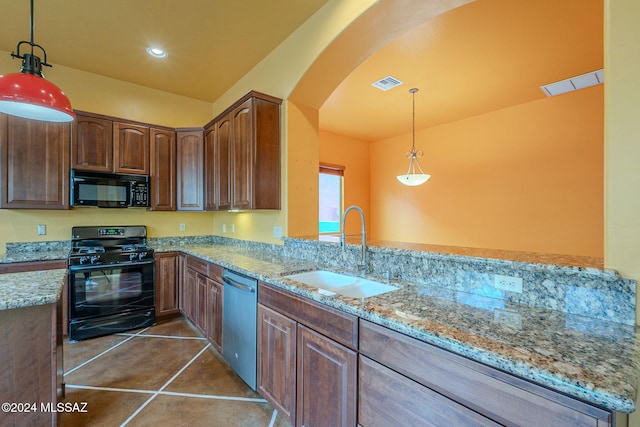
[
  {"xmin": 359, "ymin": 355, "xmax": 499, "ymax": 427},
  {"xmin": 208, "ymin": 263, "xmax": 223, "ymax": 283},
  {"xmin": 359, "ymin": 320, "xmax": 612, "ymax": 427},
  {"xmin": 259, "ymin": 283, "xmax": 358, "ymax": 350},
  {"xmin": 186, "ymin": 255, "xmax": 209, "ymax": 276}
]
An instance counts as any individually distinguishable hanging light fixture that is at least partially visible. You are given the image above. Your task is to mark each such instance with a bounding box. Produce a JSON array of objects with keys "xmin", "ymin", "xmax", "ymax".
[
  {"xmin": 396, "ymin": 88, "xmax": 430, "ymax": 186},
  {"xmin": 0, "ymin": 0, "xmax": 75, "ymax": 122}
]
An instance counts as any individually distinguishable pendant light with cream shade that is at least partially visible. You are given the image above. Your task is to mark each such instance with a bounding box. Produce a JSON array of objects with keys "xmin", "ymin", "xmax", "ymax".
[
  {"xmin": 396, "ymin": 88, "xmax": 430, "ymax": 186},
  {"xmin": 0, "ymin": 0, "xmax": 75, "ymax": 122}
]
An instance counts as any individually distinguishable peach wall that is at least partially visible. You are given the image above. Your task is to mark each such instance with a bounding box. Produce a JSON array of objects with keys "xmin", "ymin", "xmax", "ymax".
[
  {"xmin": 287, "ymin": 101, "xmax": 321, "ymax": 237},
  {"xmin": 369, "ymin": 85, "xmax": 604, "ymax": 257},
  {"xmin": 319, "ymin": 130, "xmax": 370, "ymax": 235}
]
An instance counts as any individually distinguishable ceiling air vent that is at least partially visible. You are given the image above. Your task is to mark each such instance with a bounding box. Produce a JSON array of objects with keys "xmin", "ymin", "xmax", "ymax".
[
  {"xmin": 540, "ymin": 69, "xmax": 604, "ymax": 97},
  {"xmin": 372, "ymin": 76, "xmax": 404, "ymax": 91}
]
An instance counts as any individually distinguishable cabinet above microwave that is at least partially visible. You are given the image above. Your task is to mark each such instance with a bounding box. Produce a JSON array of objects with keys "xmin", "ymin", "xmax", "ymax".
[{"xmin": 71, "ymin": 112, "xmax": 150, "ymax": 175}]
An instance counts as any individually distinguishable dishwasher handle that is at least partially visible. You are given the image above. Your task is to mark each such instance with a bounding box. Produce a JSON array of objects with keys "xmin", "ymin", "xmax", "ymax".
[{"xmin": 223, "ymin": 277, "xmax": 256, "ymax": 293}]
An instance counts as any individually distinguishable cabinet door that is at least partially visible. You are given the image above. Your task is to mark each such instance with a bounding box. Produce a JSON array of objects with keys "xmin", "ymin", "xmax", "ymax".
[
  {"xmin": 0, "ymin": 114, "xmax": 70, "ymax": 209},
  {"xmin": 155, "ymin": 252, "xmax": 179, "ymax": 317},
  {"xmin": 258, "ymin": 304, "xmax": 297, "ymax": 426},
  {"xmin": 359, "ymin": 355, "xmax": 499, "ymax": 427},
  {"xmin": 182, "ymin": 268, "xmax": 197, "ymax": 324},
  {"xmin": 176, "ymin": 129, "xmax": 204, "ymax": 211},
  {"xmin": 149, "ymin": 128, "xmax": 176, "ymax": 211},
  {"xmin": 232, "ymin": 99, "xmax": 253, "ymax": 210},
  {"xmin": 216, "ymin": 115, "xmax": 232, "ymax": 210},
  {"xmin": 204, "ymin": 124, "xmax": 218, "ymax": 210},
  {"xmin": 207, "ymin": 277, "xmax": 223, "ymax": 352},
  {"xmin": 196, "ymin": 273, "xmax": 209, "ymax": 334},
  {"xmin": 297, "ymin": 325, "xmax": 356, "ymax": 427},
  {"xmin": 72, "ymin": 113, "xmax": 113, "ymax": 172},
  {"xmin": 114, "ymin": 122, "xmax": 150, "ymax": 174}
]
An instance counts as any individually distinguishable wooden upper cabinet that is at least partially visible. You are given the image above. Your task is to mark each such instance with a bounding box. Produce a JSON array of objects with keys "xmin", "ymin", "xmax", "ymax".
[
  {"xmin": 205, "ymin": 91, "xmax": 281, "ymax": 211},
  {"xmin": 72, "ymin": 111, "xmax": 150, "ymax": 175},
  {"xmin": 232, "ymin": 99, "xmax": 253, "ymax": 210},
  {"xmin": 149, "ymin": 127, "xmax": 176, "ymax": 211},
  {"xmin": 215, "ymin": 114, "xmax": 232, "ymax": 211},
  {"xmin": 204, "ymin": 124, "xmax": 218, "ymax": 211},
  {"xmin": 176, "ymin": 129, "xmax": 204, "ymax": 211},
  {"xmin": 0, "ymin": 114, "xmax": 70, "ymax": 209},
  {"xmin": 72, "ymin": 113, "xmax": 113, "ymax": 172},
  {"xmin": 114, "ymin": 122, "xmax": 150, "ymax": 174}
]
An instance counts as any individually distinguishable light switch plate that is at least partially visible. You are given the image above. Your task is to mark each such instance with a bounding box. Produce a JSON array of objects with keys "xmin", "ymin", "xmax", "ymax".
[{"xmin": 37, "ymin": 224, "xmax": 46, "ymax": 235}]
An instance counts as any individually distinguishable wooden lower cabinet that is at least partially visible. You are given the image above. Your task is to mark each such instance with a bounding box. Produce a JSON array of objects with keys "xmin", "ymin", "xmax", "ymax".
[
  {"xmin": 0, "ymin": 302, "xmax": 63, "ymax": 426},
  {"xmin": 359, "ymin": 320, "xmax": 613, "ymax": 427},
  {"xmin": 181, "ymin": 268, "xmax": 197, "ymax": 324},
  {"xmin": 206, "ymin": 268, "xmax": 223, "ymax": 352},
  {"xmin": 179, "ymin": 258, "xmax": 223, "ymax": 352},
  {"xmin": 257, "ymin": 283, "xmax": 358, "ymax": 427},
  {"xmin": 196, "ymin": 273, "xmax": 209, "ymax": 333},
  {"xmin": 297, "ymin": 325, "xmax": 356, "ymax": 427},
  {"xmin": 257, "ymin": 304, "xmax": 297, "ymax": 425},
  {"xmin": 155, "ymin": 252, "xmax": 179, "ymax": 317},
  {"xmin": 359, "ymin": 355, "xmax": 498, "ymax": 427}
]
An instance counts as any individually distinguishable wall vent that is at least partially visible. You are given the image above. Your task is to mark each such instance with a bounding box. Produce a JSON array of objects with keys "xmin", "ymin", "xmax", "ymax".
[
  {"xmin": 372, "ymin": 76, "xmax": 404, "ymax": 91},
  {"xmin": 540, "ymin": 69, "xmax": 604, "ymax": 97}
]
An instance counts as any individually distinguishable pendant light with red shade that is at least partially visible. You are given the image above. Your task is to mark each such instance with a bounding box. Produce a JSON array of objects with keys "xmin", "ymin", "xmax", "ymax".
[{"xmin": 0, "ymin": 0, "xmax": 75, "ymax": 122}]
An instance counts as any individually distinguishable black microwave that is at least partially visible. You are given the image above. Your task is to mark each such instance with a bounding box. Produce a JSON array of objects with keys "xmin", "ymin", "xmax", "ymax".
[{"xmin": 70, "ymin": 170, "xmax": 149, "ymax": 208}]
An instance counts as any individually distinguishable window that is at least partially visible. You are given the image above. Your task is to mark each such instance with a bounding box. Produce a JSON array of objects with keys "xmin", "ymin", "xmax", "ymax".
[{"xmin": 319, "ymin": 163, "xmax": 344, "ymax": 233}]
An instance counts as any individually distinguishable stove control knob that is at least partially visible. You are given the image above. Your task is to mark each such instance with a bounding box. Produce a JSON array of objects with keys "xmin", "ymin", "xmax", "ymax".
[
  {"xmin": 129, "ymin": 253, "xmax": 138, "ymax": 261},
  {"xmin": 79, "ymin": 256, "xmax": 89, "ymax": 264},
  {"xmin": 138, "ymin": 251, "xmax": 148, "ymax": 260},
  {"xmin": 90, "ymin": 255, "xmax": 100, "ymax": 264}
]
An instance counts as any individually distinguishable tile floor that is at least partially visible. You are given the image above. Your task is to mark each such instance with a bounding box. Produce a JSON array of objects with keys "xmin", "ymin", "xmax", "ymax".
[{"xmin": 61, "ymin": 318, "xmax": 291, "ymax": 427}]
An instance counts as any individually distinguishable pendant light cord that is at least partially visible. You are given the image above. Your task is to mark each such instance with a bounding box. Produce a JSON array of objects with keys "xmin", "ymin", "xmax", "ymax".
[
  {"xmin": 410, "ymin": 87, "xmax": 418, "ymax": 152},
  {"xmin": 29, "ymin": 0, "xmax": 35, "ymax": 55}
]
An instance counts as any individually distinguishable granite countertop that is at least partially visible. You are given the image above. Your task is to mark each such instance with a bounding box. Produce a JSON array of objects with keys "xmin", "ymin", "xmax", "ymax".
[
  {"xmin": 154, "ymin": 243, "xmax": 639, "ymax": 414},
  {"xmin": 1, "ymin": 242, "xmax": 636, "ymax": 413},
  {"xmin": 0, "ymin": 268, "xmax": 67, "ymax": 311},
  {"xmin": 0, "ymin": 250, "xmax": 69, "ymax": 264}
]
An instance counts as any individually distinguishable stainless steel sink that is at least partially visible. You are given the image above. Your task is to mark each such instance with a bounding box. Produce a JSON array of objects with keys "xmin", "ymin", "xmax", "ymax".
[{"xmin": 284, "ymin": 270, "xmax": 399, "ymax": 298}]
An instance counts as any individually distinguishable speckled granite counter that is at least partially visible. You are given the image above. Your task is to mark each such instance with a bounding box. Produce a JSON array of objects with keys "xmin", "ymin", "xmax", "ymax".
[
  {"xmin": 0, "ymin": 269, "xmax": 67, "ymax": 310},
  {"xmin": 0, "ymin": 249, "xmax": 68, "ymax": 264},
  {"xmin": 3, "ymin": 236, "xmax": 638, "ymax": 413},
  {"xmin": 151, "ymin": 242, "xmax": 639, "ymax": 414}
]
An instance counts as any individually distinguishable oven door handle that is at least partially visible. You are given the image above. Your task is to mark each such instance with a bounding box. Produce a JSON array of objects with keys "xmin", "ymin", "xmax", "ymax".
[
  {"xmin": 223, "ymin": 277, "xmax": 256, "ymax": 293},
  {"xmin": 68, "ymin": 259, "xmax": 155, "ymax": 272}
]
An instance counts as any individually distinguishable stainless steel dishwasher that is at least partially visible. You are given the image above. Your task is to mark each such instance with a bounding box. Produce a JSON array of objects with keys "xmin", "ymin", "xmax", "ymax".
[{"xmin": 222, "ymin": 269, "xmax": 258, "ymax": 390}]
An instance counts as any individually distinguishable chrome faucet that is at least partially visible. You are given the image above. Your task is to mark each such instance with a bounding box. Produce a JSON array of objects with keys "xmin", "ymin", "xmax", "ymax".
[{"xmin": 340, "ymin": 205, "xmax": 368, "ymax": 274}]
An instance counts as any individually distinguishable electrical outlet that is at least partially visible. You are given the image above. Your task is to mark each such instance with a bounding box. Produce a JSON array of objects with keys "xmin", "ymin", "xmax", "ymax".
[
  {"xmin": 494, "ymin": 274, "xmax": 523, "ymax": 293},
  {"xmin": 179, "ymin": 223, "xmax": 186, "ymax": 231},
  {"xmin": 222, "ymin": 224, "xmax": 227, "ymax": 233},
  {"xmin": 231, "ymin": 224, "xmax": 235, "ymax": 233},
  {"xmin": 37, "ymin": 224, "xmax": 46, "ymax": 235},
  {"xmin": 273, "ymin": 226, "xmax": 283, "ymax": 238}
]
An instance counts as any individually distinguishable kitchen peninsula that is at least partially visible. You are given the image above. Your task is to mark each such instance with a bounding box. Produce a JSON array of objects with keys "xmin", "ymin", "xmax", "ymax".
[
  {"xmin": 0, "ymin": 268, "xmax": 67, "ymax": 427},
  {"xmin": 0, "ymin": 236, "xmax": 637, "ymax": 426}
]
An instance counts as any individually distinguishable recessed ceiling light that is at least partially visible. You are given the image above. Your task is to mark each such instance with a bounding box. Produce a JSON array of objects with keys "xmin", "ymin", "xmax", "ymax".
[{"xmin": 146, "ymin": 47, "xmax": 168, "ymax": 58}]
